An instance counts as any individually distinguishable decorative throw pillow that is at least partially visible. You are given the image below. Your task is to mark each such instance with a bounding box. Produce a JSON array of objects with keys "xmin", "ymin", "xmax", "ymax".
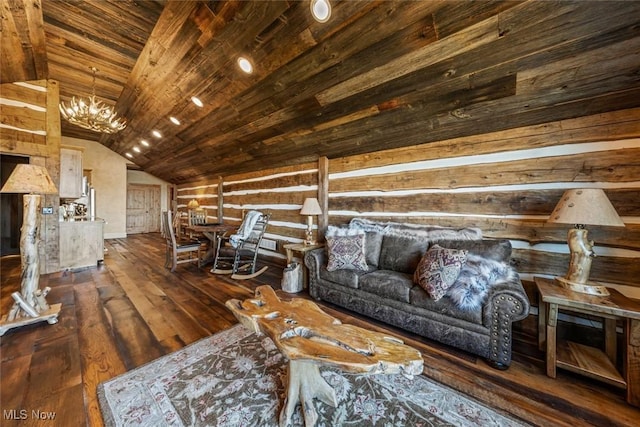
[
  {"xmin": 446, "ymin": 254, "xmax": 518, "ymax": 311},
  {"xmin": 414, "ymin": 245, "xmax": 468, "ymax": 301},
  {"xmin": 326, "ymin": 232, "xmax": 368, "ymax": 272}
]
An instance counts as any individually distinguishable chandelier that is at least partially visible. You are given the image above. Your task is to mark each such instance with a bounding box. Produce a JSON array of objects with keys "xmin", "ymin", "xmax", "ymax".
[{"xmin": 59, "ymin": 67, "xmax": 127, "ymax": 133}]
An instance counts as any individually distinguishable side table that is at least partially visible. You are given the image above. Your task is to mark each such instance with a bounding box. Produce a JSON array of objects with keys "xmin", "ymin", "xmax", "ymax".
[
  {"xmin": 283, "ymin": 243, "xmax": 323, "ymax": 290},
  {"xmin": 535, "ymin": 276, "xmax": 640, "ymax": 407}
]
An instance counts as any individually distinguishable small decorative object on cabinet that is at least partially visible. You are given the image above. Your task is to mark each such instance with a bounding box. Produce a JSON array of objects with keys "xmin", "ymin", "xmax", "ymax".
[{"xmin": 535, "ymin": 276, "xmax": 640, "ymax": 407}]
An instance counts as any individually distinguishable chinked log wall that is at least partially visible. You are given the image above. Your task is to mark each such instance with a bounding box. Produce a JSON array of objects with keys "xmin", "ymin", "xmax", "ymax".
[
  {"xmin": 0, "ymin": 80, "xmax": 61, "ymax": 273},
  {"xmin": 177, "ymin": 107, "xmax": 640, "ymax": 318}
]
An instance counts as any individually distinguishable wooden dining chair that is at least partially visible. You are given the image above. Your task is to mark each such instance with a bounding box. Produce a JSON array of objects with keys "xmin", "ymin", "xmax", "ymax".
[
  {"xmin": 188, "ymin": 208, "xmax": 207, "ymax": 237},
  {"xmin": 162, "ymin": 210, "xmax": 202, "ymax": 272}
]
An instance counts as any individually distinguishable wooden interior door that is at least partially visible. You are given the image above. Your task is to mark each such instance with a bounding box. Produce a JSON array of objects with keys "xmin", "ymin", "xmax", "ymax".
[{"xmin": 126, "ymin": 184, "xmax": 161, "ymax": 234}]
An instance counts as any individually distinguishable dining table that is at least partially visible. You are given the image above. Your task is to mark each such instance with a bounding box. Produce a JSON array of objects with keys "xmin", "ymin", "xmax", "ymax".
[{"xmin": 185, "ymin": 223, "xmax": 235, "ymax": 267}]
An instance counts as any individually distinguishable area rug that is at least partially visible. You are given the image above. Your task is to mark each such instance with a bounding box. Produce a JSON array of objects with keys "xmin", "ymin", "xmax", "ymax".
[{"xmin": 98, "ymin": 324, "xmax": 527, "ymax": 427}]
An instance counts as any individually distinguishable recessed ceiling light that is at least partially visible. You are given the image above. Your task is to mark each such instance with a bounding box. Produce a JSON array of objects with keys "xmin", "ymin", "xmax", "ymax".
[
  {"xmin": 125, "ymin": 153, "xmax": 133, "ymax": 158},
  {"xmin": 310, "ymin": 0, "xmax": 331, "ymax": 23},
  {"xmin": 170, "ymin": 116, "xmax": 181, "ymax": 125},
  {"xmin": 191, "ymin": 96, "xmax": 203, "ymax": 107},
  {"xmin": 140, "ymin": 140, "xmax": 149, "ymax": 146},
  {"xmin": 133, "ymin": 146, "xmax": 141, "ymax": 153},
  {"xmin": 237, "ymin": 57, "xmax": 253, "ymax": 74},
  {"xmin": 152, "ymin": 130, "xmax": 162, "ymax": 138}
]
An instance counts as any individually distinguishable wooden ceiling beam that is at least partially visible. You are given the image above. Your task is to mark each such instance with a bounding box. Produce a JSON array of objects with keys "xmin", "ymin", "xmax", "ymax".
[{"xmin": 0, "ymin": 0, "xmax": 47, "ymax": 83}]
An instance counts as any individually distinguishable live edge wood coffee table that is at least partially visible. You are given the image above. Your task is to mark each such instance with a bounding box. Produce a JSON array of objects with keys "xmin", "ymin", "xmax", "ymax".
[{"xmin": 226, "ymin": 285, "xmax": 423, "ymax": 427}]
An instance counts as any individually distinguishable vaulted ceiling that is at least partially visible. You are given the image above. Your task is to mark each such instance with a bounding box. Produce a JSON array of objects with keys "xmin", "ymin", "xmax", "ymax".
[{"xmin": 2, "ymin": 0, "xmax": 640, "ymax": 184}]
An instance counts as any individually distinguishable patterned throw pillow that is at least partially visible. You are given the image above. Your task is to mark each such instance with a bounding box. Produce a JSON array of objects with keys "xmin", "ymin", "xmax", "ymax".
[
  {"xmin": 326, "ymin": 233, "xmax": 368, "ymax": 272},
  {"xmin": 414, "ymin": 245, "xmax": 468, "ymax": 301}
]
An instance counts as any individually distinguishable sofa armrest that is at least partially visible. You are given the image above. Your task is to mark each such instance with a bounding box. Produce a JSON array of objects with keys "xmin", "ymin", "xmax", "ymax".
[
  {"xmin": 304, "ymin": 248, "xmax": 326, "ymax": 298},
  {"xmin": 482, "ymin": 277, "xmax": 530, "ymax": 367},
  {"xmin": 484, "ymin": 278, "xmax": 530, "ymax": 321}
]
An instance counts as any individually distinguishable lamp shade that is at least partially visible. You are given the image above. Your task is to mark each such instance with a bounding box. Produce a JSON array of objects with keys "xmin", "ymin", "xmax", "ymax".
[
  {"xmin": 548, "ymin": 189, "xmax": 624, "ymax": 227},
  {"xmin": 0, "ymin": 164, "xmax": 58, "ymax": 194},
  {"xmin": 187, "ymin": 199, "xmax": 200, "ymax": 209},
  {"xmin": 300, "ymin": 198, "xmax": 322, "ymax": 215}
]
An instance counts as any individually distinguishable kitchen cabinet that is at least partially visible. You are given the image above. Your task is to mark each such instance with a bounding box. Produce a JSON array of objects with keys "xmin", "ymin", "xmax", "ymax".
[
  {"xmin": 59, "ymin": 147, "xmax": 83, "ymax": 198},
  {"xmin": 59, "ymin": 220, "xmax": 104, "ymax": 269}
]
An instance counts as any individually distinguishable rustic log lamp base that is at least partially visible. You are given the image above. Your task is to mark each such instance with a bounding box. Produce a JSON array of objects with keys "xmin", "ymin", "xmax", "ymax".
[
  {"xmin": 548, "ymin": 188, "xmax": 625, "ymax": 298},
  {"xmin": 555, "ymin": 227, "xmax": 609, "ymax": 296},
  {"xmin": 0, "ymin": 164, "xmax": 61, "ymax": 336},
  {"xmin": 0, "ymin": 195, "xmax": 61, "ymax": 336}
]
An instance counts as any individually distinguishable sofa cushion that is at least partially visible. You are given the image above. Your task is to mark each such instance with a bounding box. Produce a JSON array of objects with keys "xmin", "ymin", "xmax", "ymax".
[
  {"xmin": 359, "ymin": 270, "xmax": 415, "ymax": 303},
  {"xmin": 433, "ymin": 239, "xmax": 512, "ymax": 263},
  {"xmin": 325, "ymin": 230, "xmax": 368, "ymax": 272},
  {"xmin": 364, "ymin": 231, "xmax": 383, "ymax": 268},
  {"xmin": 378, "ymin": 235, "xmax": 429, "ymax": 273},
  {"xmin": 319, "ymin": 266, "xmax": 368, "ymax": 289},
  {"xmin": 414, "ymin": 245, "xmax": 468, "ymax": 301},
  {"xmin": 349, "ymin": 218, "xmax": 482, "ymax": 241},
  {"xmin": 410, "ymin": 286, "xmax": 483, "ymax": 325}
]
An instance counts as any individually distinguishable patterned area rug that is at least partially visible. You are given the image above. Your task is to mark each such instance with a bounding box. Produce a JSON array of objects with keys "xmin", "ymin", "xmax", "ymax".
[{"xmin": 98, "ymin": 324, "xmax": 528, "ymax": 427}]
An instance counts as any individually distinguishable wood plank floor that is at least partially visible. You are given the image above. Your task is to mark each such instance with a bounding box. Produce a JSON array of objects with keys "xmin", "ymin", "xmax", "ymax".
[{"xmin": 1, "ymin": 233, "xmax": 639, "ymax": 426}]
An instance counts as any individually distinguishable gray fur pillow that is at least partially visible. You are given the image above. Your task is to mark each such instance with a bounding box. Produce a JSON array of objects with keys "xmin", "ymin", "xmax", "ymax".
[{"xmin": 446, "ymin": 254, "xmax": 518, "ymax": 311}]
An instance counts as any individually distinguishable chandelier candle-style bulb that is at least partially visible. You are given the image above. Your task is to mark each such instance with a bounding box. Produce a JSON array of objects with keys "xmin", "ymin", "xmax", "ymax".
[{"xmin": 59, "ymin": 67, "xmax": 126, "ymax": 134}]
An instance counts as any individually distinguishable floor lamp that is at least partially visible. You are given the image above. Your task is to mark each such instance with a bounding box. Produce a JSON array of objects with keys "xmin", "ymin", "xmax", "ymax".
[
  {"xmin": 548, "ymin": 189, "xmax": 625, "ymax": 296},
  {"xmin": 0, "ymin": 164, "xmax": 61, "ymax": 336}
]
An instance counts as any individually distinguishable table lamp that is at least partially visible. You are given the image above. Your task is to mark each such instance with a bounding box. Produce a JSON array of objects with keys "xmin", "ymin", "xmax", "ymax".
[
  {"xmin": 300, "ymin": 197, "xmax": 322, "ymax": 245},
  {"xmin": 0, "ymin": 164, "xmax": 61, "ymax": 336},
  {"xmin": 187, "ymin": 199, "xmax": 200, "ymax": 209},
  {"xmin": 547, "ymin": 189, "xmax": 624, "ymax": 296}
]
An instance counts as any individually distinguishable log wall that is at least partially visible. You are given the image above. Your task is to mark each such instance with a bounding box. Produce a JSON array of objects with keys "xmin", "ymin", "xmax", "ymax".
[
  {"xmin": 327, "ymin": 108, "xmax": 640, "ymax": 303},
  {"xmin": 0, "ymin": 80, "xmax": 61, "ymax": 273},
  {"xmin": 177, "ymin": 162, "xmax": 319, "ymax": 260},
  {"xmin": 178, "ymin": 107, "xmax": 640, "ymax": 305}
]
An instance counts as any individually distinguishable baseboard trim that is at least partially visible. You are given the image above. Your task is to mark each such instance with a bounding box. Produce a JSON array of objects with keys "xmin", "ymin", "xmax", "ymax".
[{"xmin": 104, "ymin": 233, "xmax": 127, "ymax": 239}]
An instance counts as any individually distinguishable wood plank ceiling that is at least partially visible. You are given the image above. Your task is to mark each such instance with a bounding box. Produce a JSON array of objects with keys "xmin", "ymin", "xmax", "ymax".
[{"xmin": 2, "ymin": 0, "xmax": 640, "ymax": 184}]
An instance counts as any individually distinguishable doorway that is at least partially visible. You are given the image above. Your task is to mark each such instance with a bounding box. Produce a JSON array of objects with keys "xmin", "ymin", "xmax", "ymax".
[
  {"xmin": 1, "ymin": 155, "xmax": 29, "ymax": 255},
  {"xmin": 126, "ymin": 184, "xmax": 161, "ymax": 234}
]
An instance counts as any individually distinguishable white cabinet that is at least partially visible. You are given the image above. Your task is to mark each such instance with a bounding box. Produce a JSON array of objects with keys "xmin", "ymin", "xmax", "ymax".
[
  {"xmin": 59, "ymin": 147, "xmax": 83, "ymax": 198},
  {"xmin": 59, "ymin": 220, "xmax": 104, "ymax": 269}
]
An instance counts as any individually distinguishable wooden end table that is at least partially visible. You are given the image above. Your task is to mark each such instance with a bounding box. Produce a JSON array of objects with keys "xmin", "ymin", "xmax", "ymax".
[
  {"xmin": 283, "ymin": 243, "xmax": 323, "ymax": 289},
  {"xmin": 535, "ymin": 276, "xmax": 640, "ymax": 407}
]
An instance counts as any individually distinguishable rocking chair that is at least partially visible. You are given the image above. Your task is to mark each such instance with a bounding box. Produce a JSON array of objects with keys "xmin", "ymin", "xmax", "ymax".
[
  {"xmin": 162, "ymin": 210, "xmax": 202, "ymax": 272},
  {"xmin": 212, "ymin": 210, "xmax": 271, "ymax": 280}
]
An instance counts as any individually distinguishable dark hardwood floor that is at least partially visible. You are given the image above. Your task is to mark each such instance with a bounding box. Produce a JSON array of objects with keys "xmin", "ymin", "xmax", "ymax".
[{"xmin": 1, "ymin": 233, "xmax": 639, "ymax": 426}]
